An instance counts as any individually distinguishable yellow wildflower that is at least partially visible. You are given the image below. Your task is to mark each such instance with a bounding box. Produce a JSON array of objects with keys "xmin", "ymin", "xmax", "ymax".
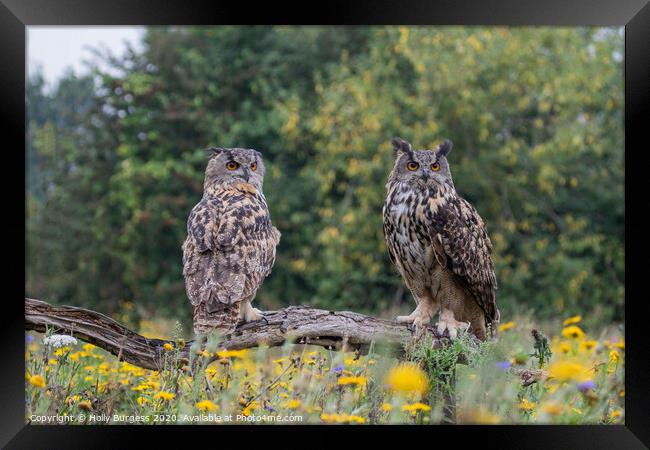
[
  {"xmin": 519, "ymin": 398, "xmax": 536, "ymax": 412},
  {"xmin": 619, "ymin": 390, "xmax": 625, "ymax": 397},
  {"xmin": 78, "ymin": 400, "xmax": 92, "ymax": 411},
  {"xmin": 609, "ymin": 350, "xmax": 620, "ymax": 364},
  {"xmin": 384, "ymin": 363, "xmax": 429, "ymax": 395},
  {"xmin": 401, "ymin": 402, "xmax": 432, "ymax": 413},
  {"xmin": 579, "ymin": 340, "xmax": 597, "ymax": 352},
  {"xmin": 83, "ymin": 343, "xmax": 95, "ymax": 353},
  {"xmin": 498, "ymin": 321, "xmax": 515, "ymax": 332},
  {"xmin": 540, "ymin": 402, "xmax": 563, "ymax": 415},
  {"xmin": 163, "ymin": 343, "xmax": 174, "ymax": 351},
  {"xmin": 320, "ymin": 413, "xmax": 365, "ymax": 424},
  {"xmin": 54, "ymin": 347, "xmax": 71, "ymax": 356},
  {"xmin": 611, "ymin": 409, "xmax": 622, "ymax": 419},
  {"xmin": 559, "ymin": 341, "xmax": 572, "ymax": 354},
  {"xmin": 242, "ymin": 402, "xmax": 259, "ymax": 416},
  {"xmin": 561, "ymin": 326, "xmax": 585, "ymax": 340},
  {"xmin": 347, "ymin": 415, "xmax": 366, "ymax": 424},
  {"xmin": 216, "ymin": 349, "xmax": 249, "ymax": 359},
  {"xmin": 614, "ymin": 340, "xmax": 625, "ymax": 350},
  {"xmin": 337, "ymin": 376, "xmax": 367, "ymax": 386},
  {"xmin": 65, "ymin": 395, "xmax": 80, "ymax": 405},
  {"xmin": 29, "ymin": 374, "xmax": 46, "ymax": 389},
  {"xmin": 562, "ymin": 315, "xmax": 582, "ymax": 326},
  {"xmin": 196, "ymin": 400, "xmax": 219, "ymax": 411},
  {"xmin": 461, "ymin": 408, "xmax": 500, "ymax": 424},
  {"xmin": 284, "ymin": 399, "xmax": 301, "ymax": 409},
  {"xmin": 547, "ymin": 360, "xmax": 591, "ymax": 382},
  {"xmin": 381, "ymin": 403, "xmax": 393, "ymax": 412},
  {"xmin": 137, "ymin": 396, "xmax": 148, "ymax": 406},
  {"xmin": 153, "ymin": 391, "xmax": 175, "ymax": 401}
]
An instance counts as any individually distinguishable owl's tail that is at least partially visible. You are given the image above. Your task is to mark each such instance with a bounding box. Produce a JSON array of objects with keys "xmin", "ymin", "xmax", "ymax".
[{"xmin": 193, "ymin": 300, "xmax": 240, "ymax": 336}]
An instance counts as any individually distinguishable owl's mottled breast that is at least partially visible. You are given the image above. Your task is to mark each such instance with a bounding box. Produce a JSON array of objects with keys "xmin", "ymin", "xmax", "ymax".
[{"xmin": 383, "ymin": 182, "xmax": 451, "ymax": 283}]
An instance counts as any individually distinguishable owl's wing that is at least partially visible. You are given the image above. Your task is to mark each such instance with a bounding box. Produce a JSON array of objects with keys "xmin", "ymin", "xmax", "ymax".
[
  {"xmin": 186, "ymin": 197, "xmax": 243, "ymax": 253},
  {"xmin": 382, "ymin": 205, "xmax": 398, "ymax": 267},
  {"xmin": 427, "ymin": 196, "xmax": 499, "ymax": 323},
  {"xmin": 183, "ymin": 195, "xmax": 279, "ymax": 313},
  {"xmin": 182, "ymin": 197, "xmax": 244, "ymax": 309}
]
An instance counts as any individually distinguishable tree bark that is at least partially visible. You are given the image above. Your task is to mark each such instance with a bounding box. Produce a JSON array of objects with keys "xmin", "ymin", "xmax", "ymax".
[{"xmin": 25, "ymin": 298, "xmax": 470, "ymax": 371}]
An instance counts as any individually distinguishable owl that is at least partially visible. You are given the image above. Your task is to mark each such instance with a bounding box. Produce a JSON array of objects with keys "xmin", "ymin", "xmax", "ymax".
[
  {"xmin": 382, "ymin": 138, "xmax": 498, "ymax": 340},
  {"xmin": 182, "ymin": 148, "xmax": 281, "ymax": 336}
]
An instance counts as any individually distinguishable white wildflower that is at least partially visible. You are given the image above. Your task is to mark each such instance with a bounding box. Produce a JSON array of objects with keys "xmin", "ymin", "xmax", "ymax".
[{"xmin": 43, "ymin": 334, "xmax": 78, "ymax": 348}]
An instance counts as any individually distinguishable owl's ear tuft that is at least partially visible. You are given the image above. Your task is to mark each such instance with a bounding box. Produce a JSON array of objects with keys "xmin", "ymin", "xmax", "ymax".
[
  {"xmin": 391, "ymin": 137, "xmax": 413, "ymax": 159},
  {"xmin": 207, "ymin": 147, "xmax": 225, "ymax": 157},
  {"xmin": 436, "ymin": 140, "xmax": 453, "ymax": 158}
]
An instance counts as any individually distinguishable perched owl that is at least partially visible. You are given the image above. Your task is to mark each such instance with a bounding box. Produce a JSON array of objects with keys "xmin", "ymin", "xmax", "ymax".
[
  {"xmin": 382, "ymin": 138, "xmax": 498, "ymax": 340},
  {"xmin": 182, "ymin": 148, "xmax": 281, "ymax": 335}
]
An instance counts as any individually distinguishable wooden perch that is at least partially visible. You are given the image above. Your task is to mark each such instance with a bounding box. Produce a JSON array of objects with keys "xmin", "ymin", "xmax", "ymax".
[{"xmin": 25, "ymin": 298, "xmax": 472, "ymax": 371}]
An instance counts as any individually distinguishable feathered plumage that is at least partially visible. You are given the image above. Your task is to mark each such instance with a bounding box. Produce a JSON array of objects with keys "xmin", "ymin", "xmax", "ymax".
[
  {"xmin": 182, "ymin": 148, "xmax": 280, "ymax": 335},
  {"xmin": 383, "ymin": 138, "xmax": 498, "ymax": 339}
]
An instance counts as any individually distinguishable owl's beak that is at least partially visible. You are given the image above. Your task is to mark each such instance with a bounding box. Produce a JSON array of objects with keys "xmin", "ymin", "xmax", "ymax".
[{"xmin": 242, "ymin": 169, "xmax": 251, "ymax": 182}]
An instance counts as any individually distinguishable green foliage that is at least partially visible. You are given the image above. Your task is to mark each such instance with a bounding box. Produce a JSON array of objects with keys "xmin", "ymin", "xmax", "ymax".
[{"xmin": 26, "ymin": 26, "xmax": 624, "ymax": 326}]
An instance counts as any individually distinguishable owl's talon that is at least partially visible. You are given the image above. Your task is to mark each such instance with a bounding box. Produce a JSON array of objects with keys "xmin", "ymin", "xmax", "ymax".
[
  {"xmin": 436, "ymin": 310, "xmax": 470, "ymax": 341},
  {"xmin": 395, "ymin": 314, "xmax": 415, "ymax": 324}
]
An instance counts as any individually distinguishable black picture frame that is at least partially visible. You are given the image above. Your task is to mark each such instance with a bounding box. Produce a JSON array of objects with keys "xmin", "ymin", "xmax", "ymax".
[{"xmin": 4, "ymin": 0, "xmax": 649, "ymax": 447}]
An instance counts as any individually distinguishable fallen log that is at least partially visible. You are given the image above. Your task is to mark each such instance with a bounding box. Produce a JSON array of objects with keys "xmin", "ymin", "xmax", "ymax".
[{"xmin": 25, "ymin": 297, "xmax": 469, "ymax": 371}]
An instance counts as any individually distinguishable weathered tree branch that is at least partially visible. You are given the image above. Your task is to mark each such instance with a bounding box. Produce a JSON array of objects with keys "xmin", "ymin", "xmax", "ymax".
[{"xmin": 26, "ymin": 298, "xmax": 471, "ymax": 371}]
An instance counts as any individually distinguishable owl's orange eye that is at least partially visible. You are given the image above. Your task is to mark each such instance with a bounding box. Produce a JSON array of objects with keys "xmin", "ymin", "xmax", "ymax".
[
  {"xmin": 250, "ymin": 162, "xmax": 257, "ymax": 172},
  {"xmin": 431, "ymin": 162, "xmax": 441, "ymax": 171},
  {"xmin": 226, "ymin": 161, "xmax": 239, "ymax": 171},
  {"xmin": 407, "ymin": 161, "xmax": 419, "ymax": 171}
]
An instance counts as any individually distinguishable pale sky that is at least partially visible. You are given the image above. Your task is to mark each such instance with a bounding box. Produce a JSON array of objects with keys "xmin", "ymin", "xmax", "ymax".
[{"xmin": 27, "ymin": 26, "xmax": 145, "ymax": 91}]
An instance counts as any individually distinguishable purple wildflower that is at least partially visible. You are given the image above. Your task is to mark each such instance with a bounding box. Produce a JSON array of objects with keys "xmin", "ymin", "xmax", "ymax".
[
  {"xmin": 331, "ymin": 364, "xmax": 344, "ymax": 374},
  {"xmin": 578, "ymin": 380, "xmax": 596, "ymax": 392},
  {"xmin": 26, "ymin": 335, "xmax": 34, "ymax": 343},
  {"xmin": 496, "ymin": 360, "xmax": 512, "ymax": 370}
]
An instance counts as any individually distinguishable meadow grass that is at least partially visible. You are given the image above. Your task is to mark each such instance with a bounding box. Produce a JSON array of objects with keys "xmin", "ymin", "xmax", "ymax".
[{"xmin": 25, "ymin": 314, "xmax": 624, "ymax": 425}]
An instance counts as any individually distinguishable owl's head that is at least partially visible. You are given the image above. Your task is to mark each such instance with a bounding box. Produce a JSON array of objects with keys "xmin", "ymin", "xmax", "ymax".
[
  {"xmin": 204, "ymin": 147, "xmax": 266, "ymax": 192},
  {"xmin": 388, "ymin": 137, "xmax": 454, "ymax": 190}
]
